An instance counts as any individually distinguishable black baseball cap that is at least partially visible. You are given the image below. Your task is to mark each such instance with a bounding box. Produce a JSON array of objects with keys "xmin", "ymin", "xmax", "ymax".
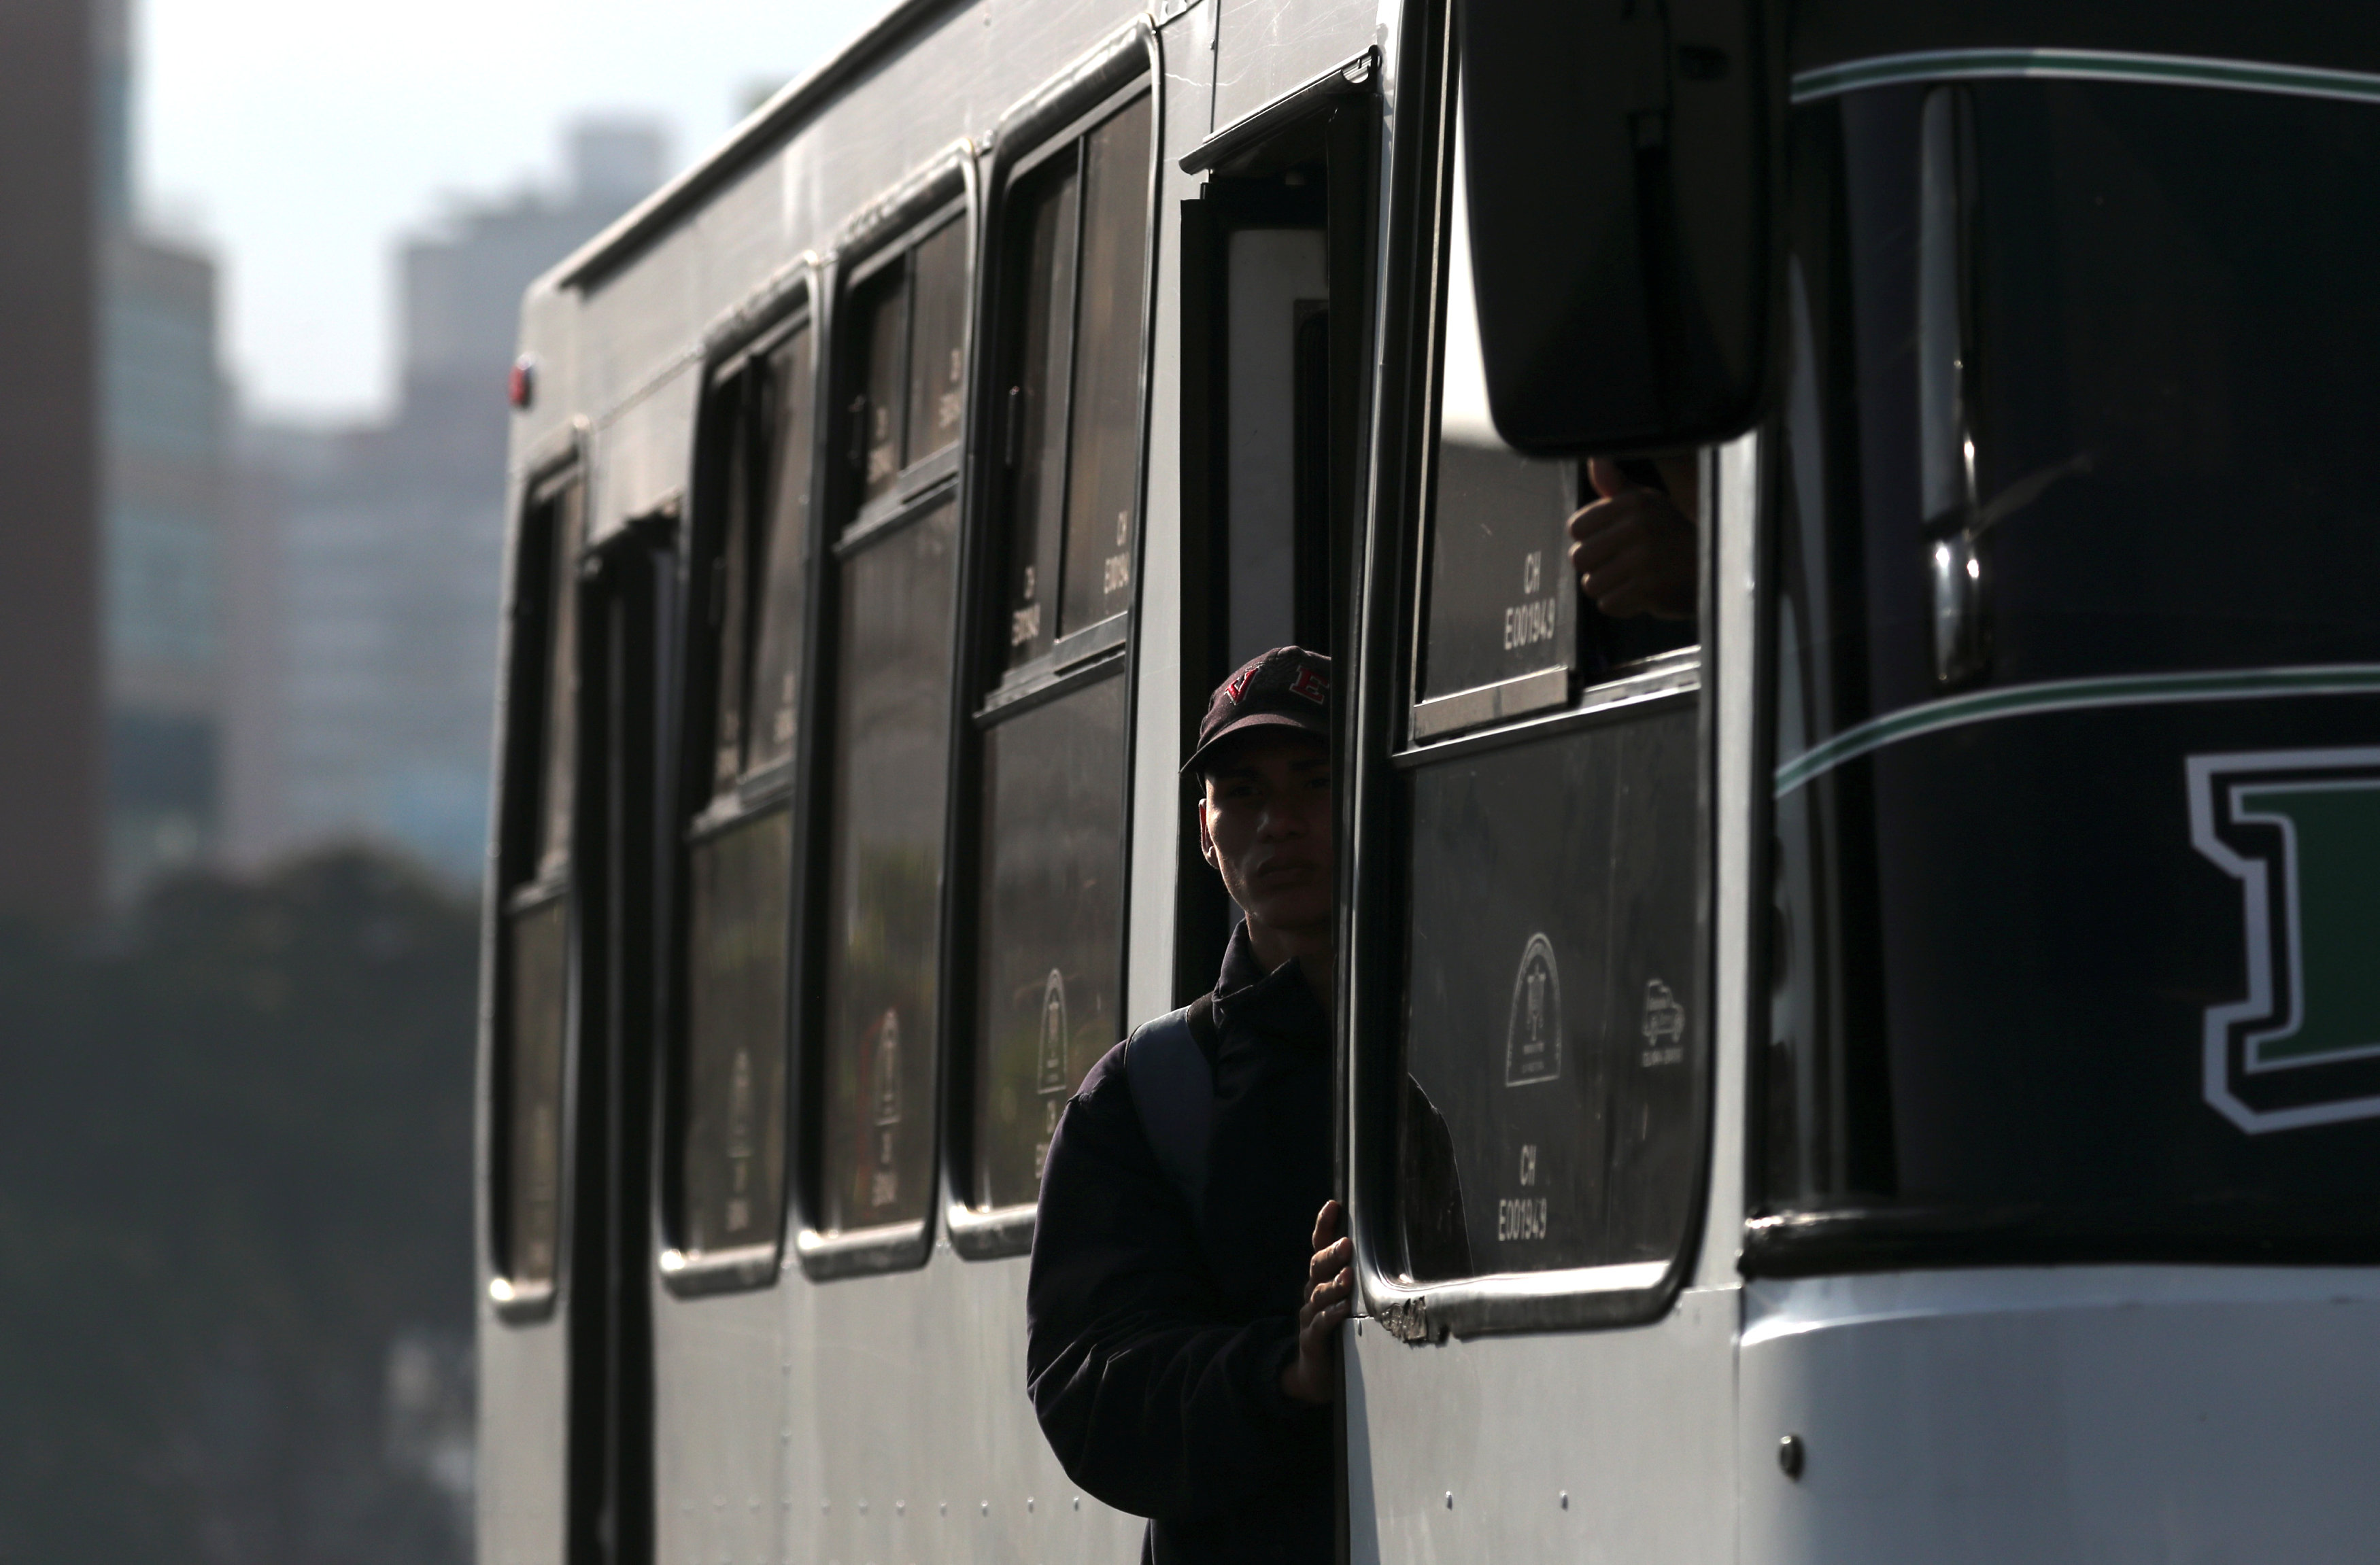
[{"xmin": 1182, "ymin": 647, "xmax": 1331, "ymax": 776}]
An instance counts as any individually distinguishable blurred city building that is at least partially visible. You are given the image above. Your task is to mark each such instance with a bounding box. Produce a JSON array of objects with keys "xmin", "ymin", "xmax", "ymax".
[
  {"xmin": 0, "ymin": 0, "xmax": 104, "ymax": 926},
  {"xmin": 95, "ymin": 0, "xmax": 233, "ymax": 907},
  {"xmin": 102, "ymin": 218, "xmax": 231, "ymax": 904},
  {"xmin": 224, "ymin": 122, "xmax": 668, "ymax": 886}
]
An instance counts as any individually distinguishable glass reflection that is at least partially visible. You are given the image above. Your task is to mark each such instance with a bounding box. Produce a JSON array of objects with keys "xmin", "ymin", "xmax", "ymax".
[
  {"xmin": 1059, "ymin": 97, "xmax": 1152, "ymax": 638},
  {"xmin": 857, "ymin": 273, "xmax": 906, "ymax": 503},
  {"xmin": 505, "ymin": 897, "xmax": 569, "ymax": 1288},
  {"xmin": 1399, "ymin": 712, "xmax": 1699, "ymax": 1277},
  {"xmin": 973, "ymin": 675, "xmax": 1127, "ymax": 1209},
  {"xmin": 747, "ymin": 328, "xmax": 815, "ymax": 772},
  {"xmin": 681, "ymin": 810, "xmax": 791, "ymax": 1258},
  {"xmin": 820, "ymin": 501, "xmax": 957, "ymax": 1235},
  {"xmin": 1002, "ymin": 167, "xmax": 1078, "ymax": 670},
  {"xmin": 1421, "ymin": 146, "xmax": 1576, "ymax": 702},
  {"xmin": 711, "ymin": 376, "xmax": 756, "ymax": 787},
  {"xmin": 906, "ymin": 221, "xmax": 969, "ymax": 466},
  {"xmin": 537, "ymin": 483, "xmax": 583, "ymax": 876}
]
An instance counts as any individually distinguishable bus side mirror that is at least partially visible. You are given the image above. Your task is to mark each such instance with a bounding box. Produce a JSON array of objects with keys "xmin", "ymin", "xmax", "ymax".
[{"xmin": 1456, "ymin": 0, "xmax": 1781, "ymax": 454}]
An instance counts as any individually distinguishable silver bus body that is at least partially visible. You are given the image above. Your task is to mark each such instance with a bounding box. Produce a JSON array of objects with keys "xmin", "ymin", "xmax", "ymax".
[{"xmin": 478, "ymin": 2, "xmax": 2380, "ymax": 1561}]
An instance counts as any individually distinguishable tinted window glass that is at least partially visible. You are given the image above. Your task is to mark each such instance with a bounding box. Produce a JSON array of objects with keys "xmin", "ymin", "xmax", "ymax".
[
  {"xmin": 1419, "ymin": 142, "xmax": 1697, "ymax": 723},
  {"xmin": 505, "ymin": 896, "xmax": 569, "ymax": 1288},
  {"xmin": 711, "ymin": 376, "xmax": 758, "ymax": 787},
  {"xmin": 906, "ymin": 221, "xmax": 969, "ymax": 467},
  {"xmin": 1002, "ymin": 165, "xmax": 1078, "ymax": 670},
  {"xmin": 1423, "ymin": 152, "xmax": 1575, "ymax": 704},
  {"xmin": 748, "ymin": 328, "xmax": 815, "ymax": 772},
  {"xmin": 680, "ymin": 809, "xmax": 792, "ymax": 1257},
  {"xmin": 820, "ymin": 501, "xmax": 957, "ymax": 1234},
  {"xmin": 537, "ymin": 482, "xmax": 583, "ymax": 876},
  {"xmin": 857, "ymin": 271, "xmax": 906, "ymax": 502},
  {"xmin": 1059, "ymin": 97, "xmax": 1153, "ymax": 637},
  {"xmin": 1399, "ymin": 710, "xmax": 1699, "ymax": 1277},
  {"xmin": 1765, "ymin": 82, "xmax": 2380, "ymax": 1252},
  {"xmin": 972, "ymin": 675, "xmax": 1127, "ymax": 1209}
]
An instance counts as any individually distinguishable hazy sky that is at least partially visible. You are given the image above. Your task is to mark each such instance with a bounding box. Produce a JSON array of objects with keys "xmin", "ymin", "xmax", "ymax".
[{"xmin": 141, "ymin": 0, "xmax": 855, "ymax": 422}]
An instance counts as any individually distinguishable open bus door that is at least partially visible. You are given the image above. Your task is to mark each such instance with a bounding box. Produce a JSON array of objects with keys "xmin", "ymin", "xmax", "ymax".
[
  {"xmin": 1338, "ymin": 2, "xmax": 1772, "ymax": 1556},
  {"xmin": 482, "ymin": 467, "xmax": 667, "ymax": 1565}
]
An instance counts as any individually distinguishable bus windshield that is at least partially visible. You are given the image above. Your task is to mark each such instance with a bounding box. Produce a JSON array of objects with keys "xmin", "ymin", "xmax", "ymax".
[{"xmin": 1763, "ymin": 74, "xmax": 2380, "ymax": 1267}]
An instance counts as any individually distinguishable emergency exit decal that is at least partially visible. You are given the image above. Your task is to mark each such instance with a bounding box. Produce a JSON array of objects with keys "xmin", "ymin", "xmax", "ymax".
[{"xmin": 2189, "ymin": 747, "xmax": 2380, "ymax": 1133}]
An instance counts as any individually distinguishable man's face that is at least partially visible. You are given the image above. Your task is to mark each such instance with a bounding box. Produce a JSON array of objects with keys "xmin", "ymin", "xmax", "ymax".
[{"xmin": 1197, "ymin": 731, "xmax": 1333, "ymax": 936}]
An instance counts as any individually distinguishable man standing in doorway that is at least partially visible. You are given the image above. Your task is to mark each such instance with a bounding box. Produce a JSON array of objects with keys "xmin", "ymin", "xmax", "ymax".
[{"xmin": 1027, "ymin": 646, "xmax": 1353, "ymax": 1565}]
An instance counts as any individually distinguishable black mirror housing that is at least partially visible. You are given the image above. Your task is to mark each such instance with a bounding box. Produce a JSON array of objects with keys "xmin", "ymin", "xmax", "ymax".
[{"xmin": 1457, "ymin": 0, "xmax": 1781, "ymax": 455}]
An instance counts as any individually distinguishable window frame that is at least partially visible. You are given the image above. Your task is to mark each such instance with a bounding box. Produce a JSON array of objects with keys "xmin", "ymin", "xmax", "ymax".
[
  {"xmin": 488, "ymin": 443, "xmax": 590, "ymax": 1326},
  {"xmin": 1344, "ymin": 12, "xmax": 1718, "ymax": 1341},
  {"xmin": 945, "ymin": 27, "xmax": 1161, "ymax": 1259},
  {"xmin": 791, "ymin": 149, "xmax": 979, "ymax": 1282},
  {"xmin": 656, "ymin": 268, "xmax": 823, "ymax": 1299}
]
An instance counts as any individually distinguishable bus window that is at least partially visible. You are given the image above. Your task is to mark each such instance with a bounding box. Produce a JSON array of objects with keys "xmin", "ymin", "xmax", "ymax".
[
  {"xmin": 680, "ymin": 810, "xmax": 792, "ymax": 1261},
  {"xmin": 747, "ymin": 329, "xmax": 815, "ymax": 772},
  {"xmin": 820, "ymin": 498, "xmax": 958, "ymax": 1237},
  {"xmin": 809, "ymin": 202, "xmax": 970, "ymax": 1258},
  {"xmin": 854, "ymin": 271, "xmax": 908, "ymax": 504},
  {"xmin": 974, "ymin": 679, "xmax": 1128, "ymax": 1209},
  {"xmin": 970, "ymin": 89, "xmax": 1150, "ymax": 1220},
  {"xmin": 503, "ymin": 895, "xmax": 569, "ymax": 1296},
  {"xmin": 666, "ymin": 320, "xmax": 813, "ymax": 1282},
  {"xmin": 1416, "ymin": 140, "xmax": 1574, "ymax": 727},
  {"xmin": 1761, "ymin": 78, "xmax": 2380, "ymax": 1267},
  {"xmin": 1412, "ymin": 117, "xmax": 1698, "ymax": 743},
  {"xmin": 495, "ymin": 472, "xmax": 583, "ymax": 1307},
  {"xmin": 1389, "ymin": 84, "xmax": 1705, "ymax": 1295},
  {"xmin": 1059, "ymin": 101, "xmax": 1152, "ymax": 637},
  {"xmin": 907, "ymin": 221, "xmax": 969, "ymax": 468},
  {"xmin": 536, "ymin": 483, "xmax": 581, "ymax": 880},
  {"xmin": 998, "ymin": 154, "xmax": 1078, "ymax": 671}
]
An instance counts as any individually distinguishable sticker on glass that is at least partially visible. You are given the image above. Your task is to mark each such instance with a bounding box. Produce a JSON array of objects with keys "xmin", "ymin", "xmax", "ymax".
[
  {"xmin": 866, "ymin": 1006, "xmax": 902, "ymax": 1209},
  {"xmin": 1504, "ymin": 933, "xmax": 1563, "ymax": 1086},
  {"xmin": 1036, "ymin": 968, "xmax": 1070, "ymax": 1097},
  {"xmin": 725, "ymin": 1046, "xmax": 754, "ymax": 1234},
  {"xmin": 1639, "ymin": 978, "xmax": 1685, "ymax": 1067}
]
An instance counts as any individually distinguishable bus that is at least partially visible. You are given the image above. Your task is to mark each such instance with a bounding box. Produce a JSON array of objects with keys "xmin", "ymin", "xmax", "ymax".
[{"xmin": 475, "ymin": 0, "xmax": 2380, "ymax": 1559}]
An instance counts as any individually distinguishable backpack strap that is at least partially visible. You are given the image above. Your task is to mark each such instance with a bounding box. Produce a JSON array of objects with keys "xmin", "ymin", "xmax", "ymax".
[{"xmin": 1125, "ymin": 993, "xmax": 1219, "ymax": 1212}]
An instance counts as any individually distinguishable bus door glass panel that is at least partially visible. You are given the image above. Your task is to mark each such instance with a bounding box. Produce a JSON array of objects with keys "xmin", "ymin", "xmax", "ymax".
[
  {"xmin": 815, "ymin": 216, "xmax": 968, "ymax": 1241},
  {"xmin": 1417, "ymin": 139, "xmax": 1574, "ymax": 721},
  {"xmin": 1394, "ymin": 124, "xmax": 1703, "ymax": 1285},
  {"xmin": 498, "ymin": 474, "xmax": 584, "ymax": 1303},
  {"xmin": 1765, "ymin": 81, "xmax": 2380, "ymax": 1252},
  {"xmin": 1414, "ymin": 118, "xmax": 1699, "ymax": 739},
  {"xmin": 671, "ymin": 322, "xmax": 814, "ymax": 1272},
  {"xmin": 972, "ymin": 91, "xmax": 1151, "ymax": 1215}
]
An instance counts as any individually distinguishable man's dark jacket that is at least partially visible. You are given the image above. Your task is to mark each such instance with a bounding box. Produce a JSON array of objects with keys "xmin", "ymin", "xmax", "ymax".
[{"xmin": 1027, "ymin": 923, "xmax": 1333, "ymax": 1564}]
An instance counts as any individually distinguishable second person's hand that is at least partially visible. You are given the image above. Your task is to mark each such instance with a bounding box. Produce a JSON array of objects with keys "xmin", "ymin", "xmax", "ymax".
[{"xmin": 1567, "ymin": 455, "xmax": 1698, "ymax": 621}]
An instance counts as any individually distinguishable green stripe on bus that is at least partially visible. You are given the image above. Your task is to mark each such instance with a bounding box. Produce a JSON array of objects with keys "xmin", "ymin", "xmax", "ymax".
[
  {"xmin": 1792, "ymin": 49, "xmax": 2380, "ymax": 106},
  {"xmin": 1773, "ymin": 666, "xmax": 2380, "ymax": 797}
]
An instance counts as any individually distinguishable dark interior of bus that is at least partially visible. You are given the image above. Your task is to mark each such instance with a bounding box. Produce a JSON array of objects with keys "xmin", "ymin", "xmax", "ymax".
[{"xmin": 1175, "ymin": 105, "xmax": 1372, "ymax": 1004}]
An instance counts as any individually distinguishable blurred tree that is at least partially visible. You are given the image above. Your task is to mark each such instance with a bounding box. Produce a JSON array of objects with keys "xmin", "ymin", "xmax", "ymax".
[{"xmin": 0, "ymin": 848, "xmax": 477, "ymax": 1564}]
